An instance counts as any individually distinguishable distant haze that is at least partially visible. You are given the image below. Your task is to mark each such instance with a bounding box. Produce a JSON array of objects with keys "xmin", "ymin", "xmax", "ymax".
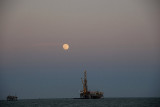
[{"xmin": 0, "ymin": 0, "xmax": 160, "ymax": 99}]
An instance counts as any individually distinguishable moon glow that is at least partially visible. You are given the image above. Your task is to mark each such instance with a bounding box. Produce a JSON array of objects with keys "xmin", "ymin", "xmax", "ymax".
[{"xmin": 63, "ymin": 44, "xmax": 69, "ymax": 50}]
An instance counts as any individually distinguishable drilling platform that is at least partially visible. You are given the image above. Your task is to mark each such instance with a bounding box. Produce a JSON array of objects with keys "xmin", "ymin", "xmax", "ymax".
[
  {"xmin": 7, "ymin": 95, "xmax": 18, "ymax": 101},
  {"xmin": 80, "ymin": 70, "xmax": 103, "ymax": 99}
]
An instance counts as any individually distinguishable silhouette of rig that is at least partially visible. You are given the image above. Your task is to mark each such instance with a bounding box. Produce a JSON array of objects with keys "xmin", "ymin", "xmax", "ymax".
[
  {"xmin": 7, "ymin": 95, "xmax": 18, "ymax": 101},
  {"xmin": 80, "ymin": 70, "xmax": 103, "ymax": 99}
]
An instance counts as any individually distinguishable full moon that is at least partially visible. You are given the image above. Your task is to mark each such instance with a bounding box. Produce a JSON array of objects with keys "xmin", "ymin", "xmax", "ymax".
[{"xmin": 63, "ymin": 44, "xmax": 69, "ymax": 50}]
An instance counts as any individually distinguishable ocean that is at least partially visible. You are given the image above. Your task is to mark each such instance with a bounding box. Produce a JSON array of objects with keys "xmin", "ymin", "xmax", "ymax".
[{"xmin": 0, "ymin": 98, "xmax": 160, "ymax": 107}]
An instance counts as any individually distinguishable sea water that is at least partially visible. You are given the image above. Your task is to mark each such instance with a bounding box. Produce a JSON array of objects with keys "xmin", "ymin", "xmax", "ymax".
[{"xmin": 0, "ymin": 98, "xmax": 160, "ymax": 107}]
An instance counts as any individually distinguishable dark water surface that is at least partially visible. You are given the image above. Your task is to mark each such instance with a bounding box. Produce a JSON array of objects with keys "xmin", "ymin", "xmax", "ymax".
[{"xmin": 0, "ymin": 98, "xmax": 160, "ymax": 107}]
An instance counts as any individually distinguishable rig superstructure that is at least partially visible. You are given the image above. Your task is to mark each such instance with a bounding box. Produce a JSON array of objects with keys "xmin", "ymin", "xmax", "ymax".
[
  {"xmin": 7, "ymin": 95, "xmax": 18, "ymax": 101},
  {"xmin": 80, "ymin": 70, "xmax": 103, "ymax": 99}
]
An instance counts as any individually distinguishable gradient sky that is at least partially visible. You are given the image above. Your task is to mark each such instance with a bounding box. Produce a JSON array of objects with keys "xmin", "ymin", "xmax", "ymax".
[{"xmin": 1, "ymin": 0, "xmax": 160, "ymax": 99}]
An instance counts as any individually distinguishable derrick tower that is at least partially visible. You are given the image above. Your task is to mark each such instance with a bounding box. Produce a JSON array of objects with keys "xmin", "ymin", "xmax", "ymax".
[{"xmin": 81, "ymin": 70, "xmax": 88, "ymax": 94}]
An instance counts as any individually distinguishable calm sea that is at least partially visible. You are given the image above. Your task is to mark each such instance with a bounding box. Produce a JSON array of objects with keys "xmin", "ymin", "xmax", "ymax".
[{"xmin": 0, "ymin": 98, "xmax": 160, "ymax": 107}]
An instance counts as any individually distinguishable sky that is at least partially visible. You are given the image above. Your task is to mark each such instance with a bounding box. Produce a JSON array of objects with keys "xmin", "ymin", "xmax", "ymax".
[{"xmin": 0, "ymin": 0, "xmax": 160, "ymax": 99}]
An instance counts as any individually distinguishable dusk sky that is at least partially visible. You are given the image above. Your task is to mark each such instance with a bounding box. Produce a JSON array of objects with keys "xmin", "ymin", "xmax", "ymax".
[{"xmin": 1, "ymin": 0, "xmax": 160, "ymax": 99}]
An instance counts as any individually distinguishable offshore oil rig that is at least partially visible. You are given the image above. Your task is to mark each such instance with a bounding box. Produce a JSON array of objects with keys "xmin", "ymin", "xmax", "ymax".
[
  {"xmin": 80, "ymin": 70, "xmax": 103, "ymax": 99},
  {"xmin": 7, "ymin": 95, "xmax": 18, "ymax": 101}
]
